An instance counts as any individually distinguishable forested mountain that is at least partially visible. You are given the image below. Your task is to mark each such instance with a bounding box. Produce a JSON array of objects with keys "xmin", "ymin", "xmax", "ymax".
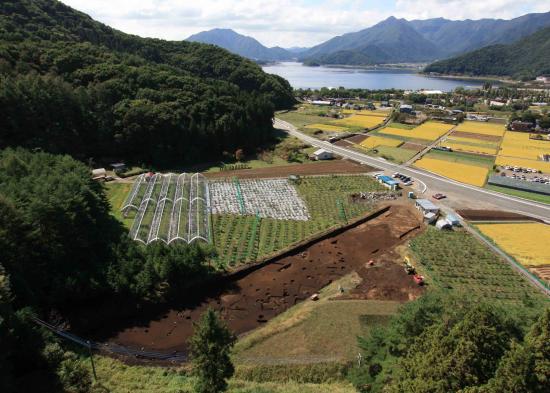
[
  {"xmin": 0, "ymin": 0, "xmax": 295, "ymax": 166},
  {"xmin": 424, "ymin": 27, "xmax": 550, "ymax": 80},
  {"xmin": 300, "ymin": 12, "xmax": 550, "ymax": 66},
  {"xmin": 410, "ymin": 11, "xmax": 550, "ymax": 56},
  {"xmin": 186, "ymin": 28, "xmax": 293, "ymax": 61},
  {"xmin": 301, "ymin": 17, "xmax": 442, "ymax": 65}
]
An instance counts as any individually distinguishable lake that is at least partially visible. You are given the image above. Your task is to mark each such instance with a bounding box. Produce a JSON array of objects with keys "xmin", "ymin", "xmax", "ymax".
[{"xmin": 262, "ymin": 62, "xmax": 486, "ymax": 91}]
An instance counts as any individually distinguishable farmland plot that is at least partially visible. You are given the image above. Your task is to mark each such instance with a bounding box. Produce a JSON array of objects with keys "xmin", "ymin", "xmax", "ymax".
[
  {"xmin": 476, "ymin": 223, "xmax": 550, "ymax": 267},
  {"xmin": 410, "ymin": 228, "xmax": 545, "ymax": 303},
  {"xmin": 414, "ymin": 157, "xmax": 489, "ymax": 187},
  {"xmin": 210, "ymin": 178, "xmax": 310, "ymax": 221},
  {"xmin": 122, "ymin": 173, "xmax": 210, "ymax": 245},
  {"xmin": 380, "ymin": 121, "xmax": 453, "ymax": 141}
]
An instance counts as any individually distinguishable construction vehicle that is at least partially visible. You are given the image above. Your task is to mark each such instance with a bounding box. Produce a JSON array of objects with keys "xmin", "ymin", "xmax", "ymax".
[
  {"xmin": 413, "ymin": 274, "xmax": 425, "ymax": 285},
  {"xmin": 404, "ymin": 256, "xmax": 416, "ymax": 275}
]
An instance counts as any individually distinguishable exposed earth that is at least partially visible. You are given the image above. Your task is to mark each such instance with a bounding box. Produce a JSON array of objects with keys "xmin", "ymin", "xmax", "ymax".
[
  {"xmin": 83, "ymin": 204, "xmax": 424, "ymax": 353},
  {"xmin": 203, "ymin": 159, "xmax": 374, "ymax": 179},
  {"xmin": 457, "ymin": 209, "xmax": 543, "ymax": 222}
]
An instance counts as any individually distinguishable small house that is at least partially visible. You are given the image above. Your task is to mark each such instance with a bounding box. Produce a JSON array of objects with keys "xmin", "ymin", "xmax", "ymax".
[
  {"xmin": 110, "ymin": 162, "xmax": 127, "ymax": 172},
  {"xmin": 400, "ymin": 104, "xmax": 413, "ymax": 114},
  {"xmin": 536, "ymin": 75, "xmax": 550, "ymax": 84},
  {"xmin": 311, "ymin": 149, "xmax": 333, "ymax": 161},
  {"xmin": 510, "ymin": 121, "xmax": 534, "ymax": 132},
  {"xmin": 91, "ymin": 168, "xmax": 106, "ymax": 181},
  {"xmin": 311, "ymin": 100, "xmax": 332, "ymax": 106}
]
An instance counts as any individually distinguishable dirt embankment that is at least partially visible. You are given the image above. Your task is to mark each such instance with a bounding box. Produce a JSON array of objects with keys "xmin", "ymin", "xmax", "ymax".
[
  {"xmin": 203, "ymin": 160, "xmax": 374, "ymax": 180},
  {"xmin": 82, "ymin": 204, "xmax": 423, "ymax": 354},
  {"xmin": 458, "ymin": 210, "xmax": 543, "ymax": 222}
]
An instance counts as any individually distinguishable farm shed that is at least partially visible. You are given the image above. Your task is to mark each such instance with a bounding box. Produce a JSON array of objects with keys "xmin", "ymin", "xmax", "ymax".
[
  {"xmin": 311, "ymin": 149, "xmax": 334, "ymax": 161},
  {"xmin": 424, "ymin": 212, "xmax": 437, "ymax": 224},
  {"xmin": 377, "ymin": 175, "xmax": 399, "ymax": 191},
  {"xmin": 311, "ymin": 100, "xmax": 332, "ymax": 106},
  {"xmin": 91, "ymin": 168, "xmax": 106, "ymax": 180},
  {"xmin": 110, "ymin": 162, "xmax": 127, "ymax": 171},
  {"xmin": 445, "ymin": 214, "xmax": 461, "ymax": 226},
  {"xmin": 400, "ymin": 104, "xmax": 413, "ymax": 114},
  {"xmin": 415, "ymin": 199, "xmax": 439, "ymax": 215},
  {"xmin": 435, "ymin": 218, "xmax": 452, "ymax": 230}
]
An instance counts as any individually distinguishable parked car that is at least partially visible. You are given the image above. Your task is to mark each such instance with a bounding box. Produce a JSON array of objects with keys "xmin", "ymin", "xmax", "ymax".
[{"xmin": 432, "ymin": 193, "xmax": 446, "ymax": 200}]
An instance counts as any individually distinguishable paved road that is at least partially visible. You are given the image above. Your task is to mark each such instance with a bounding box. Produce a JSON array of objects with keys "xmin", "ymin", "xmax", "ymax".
[{"xmin": 274, "ymin": 118, "xmax": 550, "ymax": 222}]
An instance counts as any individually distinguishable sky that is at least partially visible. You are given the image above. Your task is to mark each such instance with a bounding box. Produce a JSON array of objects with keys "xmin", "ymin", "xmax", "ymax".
[{"xmin": 60, "ymin": 0, "xmax": 549, "ymax": 48}]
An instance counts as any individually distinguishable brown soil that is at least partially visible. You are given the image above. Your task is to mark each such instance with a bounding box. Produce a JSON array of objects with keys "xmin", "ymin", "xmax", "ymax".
[
  {"xmin": 401, "ymin": 142, "xmax": 425, "ymax": 151},
  {"xmin": 86, "ymin": 204, "xmax": 423, "ymax": 353},
  {"xmin": 457, "ymin": 210, "xmax": 543, "ymax": 222},
  {"xmin": 203, "ymin": 160, "xmax": 374, "ymax": 179},
  {"xmin": 345, "ymin": 134, "xmax": 369, "ymax": 144},
  {"xmin": 452, "ymin": 131, "xmax": 502, "ymax": 142},
  {"xmin": 529, "ymin": 266, "xmax": 550, "ymax": 284}
]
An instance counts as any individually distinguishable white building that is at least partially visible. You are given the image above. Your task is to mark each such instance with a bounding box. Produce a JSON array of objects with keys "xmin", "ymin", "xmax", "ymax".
[
  {"xmin": 536, "ymin": 76, "xmax": 550, "ymax": 84},
  {"xmin": 311, "ymin": 100, "xmax": 332, "ymax": 106},
  {"xmin": 91, "ymin": 168, "xmax": 106, "ymax": 180},
  {"xmin": 311, "ymin": 149, "xmax": 333, "ymax": 161}
]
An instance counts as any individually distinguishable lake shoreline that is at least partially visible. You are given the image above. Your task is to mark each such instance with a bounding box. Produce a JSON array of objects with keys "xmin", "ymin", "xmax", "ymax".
[{"xmin": 262, "ymin": 62, "xmax": 494, "ymax": 91}]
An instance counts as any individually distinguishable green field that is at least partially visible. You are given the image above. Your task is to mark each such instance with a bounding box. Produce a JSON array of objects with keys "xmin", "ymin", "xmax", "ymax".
[
  {"xmin": 213, "ymin": 175, "xmax": 389, "ymax": 267},
  {"xmin": 87, "ymin": 356, "xmax": 355, "ymax": 393},
  {"xmin": 234, "ymin": 273, "xmax": 399, "ymax": 363},
  {"xmin": 486, "ymin": 184, "xmax": 550, "ymax": 205},
  {"xmin": 424, "ymin": 149, "xmax": 495, "ymax": 168},
  {"xmin": 104, "ymin": 183, "xmax": 134, "ymax": 228},
  {"xmin": 363, "ymin": 145, "xmax": 419, "ymax": 164},
  {"xmin": 410, "ymin": 227, "xmax": 546, "ymax": 303}
]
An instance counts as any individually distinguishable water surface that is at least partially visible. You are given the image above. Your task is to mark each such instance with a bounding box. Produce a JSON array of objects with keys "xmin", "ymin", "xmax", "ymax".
[{"xmin": 262, "ymin": 62, "xmax": 487, "ymax": 91}]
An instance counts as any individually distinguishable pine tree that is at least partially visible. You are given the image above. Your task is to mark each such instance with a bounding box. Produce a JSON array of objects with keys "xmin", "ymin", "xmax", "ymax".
[{"xmin": 189, "ymin": 308, "xmax": 236, "ymax": 393}]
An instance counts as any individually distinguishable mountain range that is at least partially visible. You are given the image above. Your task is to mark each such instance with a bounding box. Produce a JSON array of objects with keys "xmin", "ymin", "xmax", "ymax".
[
  {"xmin": 187, "ymin": 28, "xmax": 294, "ymax": 61},
  {"xmin": 300, "ymin": 12, "xmax": 550, "ymax": 65},
  {"xmin": 187, "ymin": 11, "xmax": 550, "ymax": 66}
]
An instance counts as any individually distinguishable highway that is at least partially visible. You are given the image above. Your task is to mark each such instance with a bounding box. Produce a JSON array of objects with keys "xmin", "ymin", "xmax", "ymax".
[{"xmin": 274, "ymin": 118, "xmax": 550, "ymax": 222}]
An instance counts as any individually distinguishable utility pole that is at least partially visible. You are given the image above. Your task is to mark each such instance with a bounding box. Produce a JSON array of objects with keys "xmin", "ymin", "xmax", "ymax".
[{"xmin": 87, "ymin": 340, "xmax": 97, "ymax": 381}]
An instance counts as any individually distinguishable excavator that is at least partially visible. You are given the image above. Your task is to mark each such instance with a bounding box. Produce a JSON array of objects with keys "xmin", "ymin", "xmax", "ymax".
[{"xmin": 404, "ymin": 257, "xmax": 424, "ymax": 286}]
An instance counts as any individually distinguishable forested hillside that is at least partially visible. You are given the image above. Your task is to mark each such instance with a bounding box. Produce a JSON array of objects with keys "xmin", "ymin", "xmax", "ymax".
[
  {"xmin": 0, "ymin": 0, "xmax": 295, "ymax": 166},
  {"xmin": 425, "ymin": 27, "xmax": 550, "ymax": 80},
  {"xmin": 0, "ymin": 148, "xmax": 216, "ymax": 392}
]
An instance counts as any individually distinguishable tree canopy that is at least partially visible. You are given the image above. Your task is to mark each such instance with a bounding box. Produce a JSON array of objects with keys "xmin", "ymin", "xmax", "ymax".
[{"xmin": 0, "ymin": 0, "xmax": 295, "ymax": 166}]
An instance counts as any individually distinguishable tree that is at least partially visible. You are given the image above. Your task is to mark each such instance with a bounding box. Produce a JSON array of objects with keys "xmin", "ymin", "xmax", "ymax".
[{"xmin": 189, "ymin": 308, "xmax": 236, "ymax": 393}]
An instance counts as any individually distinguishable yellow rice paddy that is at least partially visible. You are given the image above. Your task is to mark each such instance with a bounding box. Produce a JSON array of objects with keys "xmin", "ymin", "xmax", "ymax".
[
  {"xmin": 304, "ymin": 123, "xmax": 347, "ymax": 133},
  {"xmin": 499, "ymin": 131, "xmax": 550, "ymax": 161},
  {"xmin": 495, "ymin": 156, "xmax": 550, "ymax": 173},
  {"xmin": 495, "ymin": 131, "xmax": 550, "ymax": 173},
  {"xmin": 414, "ymin": 157, "xmax": 489, "ymax": 187},
  {"xmin": 379, "ymin": 122, "xmax": 454, "ymax": 141},
  {"xmin": 342, "ymin": 109, "xmax": 389, "ymax": 117},
  {"xmin": 454, "ymin": 121, "xmax": 506, "ymax": 137},
  {"xmin": 476, "ymin": 223, "xmax": 550, "ymax": 267},
  {"xmin": 360, "ymin": 136, "xmax": 403, "ymax": 149},
  {"xmin": 333, "ymin": 114, "xmax": 385, "ymax": 128}
]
